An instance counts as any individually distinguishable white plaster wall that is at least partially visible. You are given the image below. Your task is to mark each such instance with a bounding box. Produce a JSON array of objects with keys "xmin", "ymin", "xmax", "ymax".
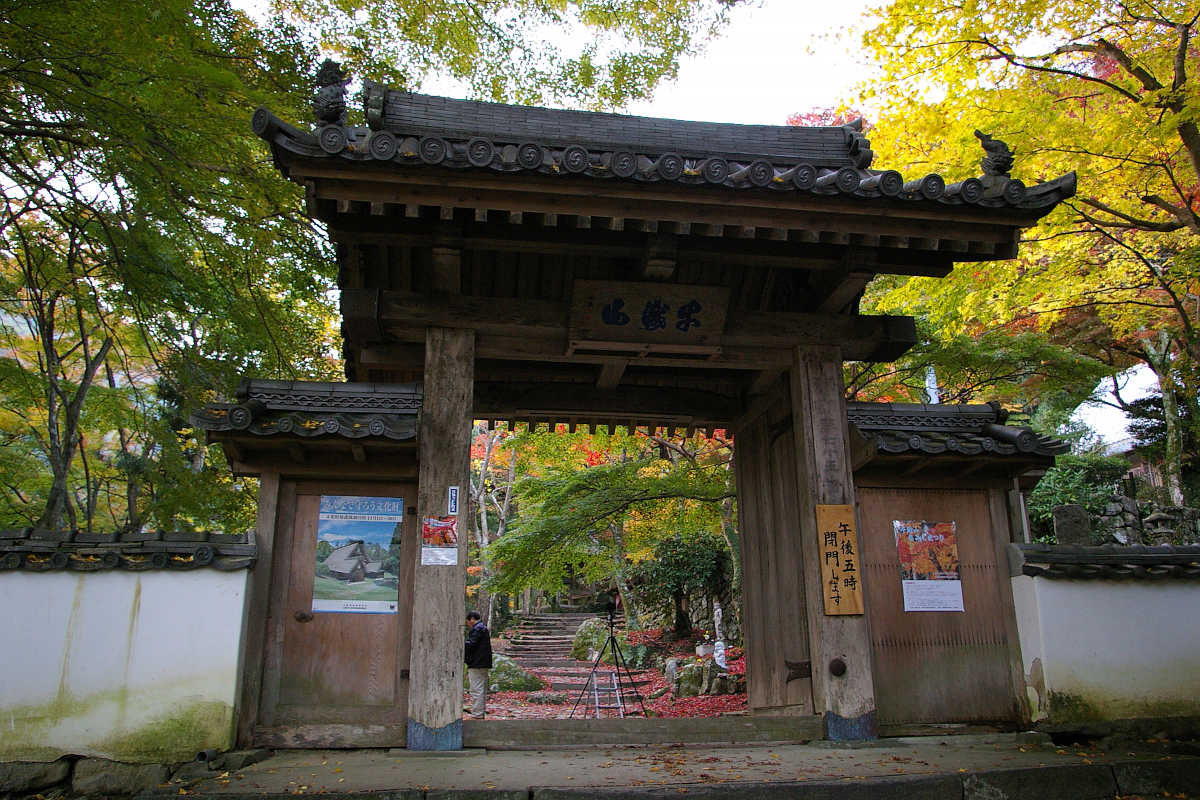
[
  {"xmin": 1011, "ymin": 576, "xmax": 1200, "ymax": 722},
  {"xmin": 0, "ymin": 569, "xmax": 248, "ymax": 762}
]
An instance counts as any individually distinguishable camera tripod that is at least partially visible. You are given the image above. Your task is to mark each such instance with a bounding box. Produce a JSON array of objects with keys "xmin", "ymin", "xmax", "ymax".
[{"xmin": 569, "ymin": 604, "xmax": 647, "ymax": 719}]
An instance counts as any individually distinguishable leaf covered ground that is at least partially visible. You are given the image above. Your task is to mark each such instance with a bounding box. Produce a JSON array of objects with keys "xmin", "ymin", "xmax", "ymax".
[{"xmin": 474, "ymin": 627, "xmax": 747, "ymax": 719}]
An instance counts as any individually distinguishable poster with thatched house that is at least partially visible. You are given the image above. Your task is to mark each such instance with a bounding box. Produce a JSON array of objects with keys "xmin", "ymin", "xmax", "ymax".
[{"xmin": 313, "ymin": 495, "xmax": 404, "ymax": 613}]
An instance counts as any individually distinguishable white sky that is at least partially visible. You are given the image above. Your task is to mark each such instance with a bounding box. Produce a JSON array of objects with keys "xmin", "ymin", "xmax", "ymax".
[{"xmin": 624, "ymin": 0, "xmax": 877, "ymax": 125}]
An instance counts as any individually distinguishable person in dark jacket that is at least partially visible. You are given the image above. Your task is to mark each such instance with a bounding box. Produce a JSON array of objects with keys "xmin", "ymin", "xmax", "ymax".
[{"xmin": 464, "ymin": 610, "xmax": 493, "ymax": 718}]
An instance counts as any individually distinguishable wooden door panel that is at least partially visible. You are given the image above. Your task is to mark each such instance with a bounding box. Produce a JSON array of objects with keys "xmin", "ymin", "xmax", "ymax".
[
  {"xmin": 858, "ymin": 487, "xmax": 1016, "ymax": 725},
  {"xmin": 279, "ymin": 494, "xmax": 399, "ymax": 709},
  {"xmin": 260, "ymin": 482, "xmax": 415, "ymax": 737}
]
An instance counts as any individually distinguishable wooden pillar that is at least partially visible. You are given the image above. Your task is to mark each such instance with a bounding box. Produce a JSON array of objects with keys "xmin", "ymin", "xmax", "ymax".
[
  {"xmin": 235, "ymin": 471, "xmax": 281, "ymax": 746},
  {"xmin": 407, "ymin": 327, "xmax": 474, "ymax": 749},
  {"xmin": 790, "ymin": 346, "xmax": 878, "ymax": 740},
  {"xmin": 733, "ymin": 384, "xmax": 814, "ymax": 716}
]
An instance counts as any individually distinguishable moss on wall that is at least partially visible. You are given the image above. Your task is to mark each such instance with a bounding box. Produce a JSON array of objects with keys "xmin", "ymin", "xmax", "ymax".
[
  {"xmin": 0, "ymin": 690, "xmax": 232, "ymax": 764},
  {"xmin": 1044, "ymin": 688, "xmax": 1200, "ymax": 729},
  {"xmin": 100, "ymin": 701, "xmax": 233, "ymax": 762}
]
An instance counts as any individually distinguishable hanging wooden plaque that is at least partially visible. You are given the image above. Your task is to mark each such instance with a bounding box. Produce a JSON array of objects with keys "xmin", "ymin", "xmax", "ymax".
[
  {"xmin": 568, "ymin": 280, "xmax": 729, "ymax": 356},
  {"xmin": 816, "ymin": 504, "xmax": 864, "ymax": 615}
]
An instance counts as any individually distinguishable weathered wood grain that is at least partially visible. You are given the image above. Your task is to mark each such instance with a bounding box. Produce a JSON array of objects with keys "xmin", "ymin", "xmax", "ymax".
[
  {"xmin": 856, "ymin": 486, "xmax": 1017, "ymax": 725},
  {"xmin": 236, "ymin": 471, "xmax": 280, "ymax": 747},
  {"xmin": 407, "ymin": 327, "xmax": 474, "ymax": 749},
  {"xmin": 790, "ymin": 346, "xmax": 877, "ymax": 738}
]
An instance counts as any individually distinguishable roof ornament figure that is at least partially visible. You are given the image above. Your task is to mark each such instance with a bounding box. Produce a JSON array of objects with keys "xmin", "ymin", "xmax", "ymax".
[
  {"xmin": 974, "ymin": 130, "xmax": 1014, "ymax": 177},
  {"xmin": 974, "ymin": 130, "xmax": 1025, "ymax": 203},
  {"xmin": 314, "ymin": 59, "xmax": 350, "ymax": 126}
]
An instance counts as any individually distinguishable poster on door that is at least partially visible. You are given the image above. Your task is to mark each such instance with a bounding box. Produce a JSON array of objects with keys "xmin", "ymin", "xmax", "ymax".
[
  {"xmin": 421, "ymin": 515, "xmax": 459, "ymax": 565},
  {"xmin": 893, "ymin": 519, "xmax": 964, "ymax": 612},
  {"xmin": 313, "ymin": 495, "xmax": 403, "ymax": 614}
]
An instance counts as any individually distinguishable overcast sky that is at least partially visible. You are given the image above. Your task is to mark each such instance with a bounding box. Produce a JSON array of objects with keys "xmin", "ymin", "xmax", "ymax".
[{"xmin": 625, "ymin": 0, "xmax": 877, "ymax": 125}]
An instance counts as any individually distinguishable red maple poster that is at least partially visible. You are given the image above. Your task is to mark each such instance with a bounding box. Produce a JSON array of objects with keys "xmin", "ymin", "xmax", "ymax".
[{"xmin": 892, "ymin": 520, "xmax": 964, "ymax": 612}]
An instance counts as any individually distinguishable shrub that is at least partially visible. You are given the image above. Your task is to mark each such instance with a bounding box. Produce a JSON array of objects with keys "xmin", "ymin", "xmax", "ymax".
[{"xmin": 1028, "ymin": 453, "xmax": 1130, "ymax": 540}]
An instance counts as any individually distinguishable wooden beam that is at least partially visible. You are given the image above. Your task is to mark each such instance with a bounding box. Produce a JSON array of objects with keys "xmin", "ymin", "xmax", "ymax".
[
  {"xmin": 408, "ymin": 327, "xmax": 474, "ymax": 750},
  {"xmin": 431, "ymin": 247, "xmax": 460, "ymax": 294},
  {"xmin": 746, "ymin": 368, "xmax": 784, "ymax": 397},
  {"xmin": 343, "ymin": 290, "xmax": 918, "ymax": 364},
  {"xmin": 596, "ymin": 360, "xmax": 626, "ymax": 390},
  {"xmin": 287, "ymin": 160, "xmax": 1048, "ymax": 229},
  {"xmin": 300, "ymin": 174, "xmax": 1019, "ymax": 253},
  {"xmin": 815, "ymin": 270, "xmax": 875, "ymax": 314},
  {"xmin": 642, "ymin": 235, "xmax": 677, "ymax": 280},
  {"xmin": 473, "ymin": 381, "xmax": 737, "ymax": 425},
  {"xmin": 235, "ymin": 471, "xmax": 280, "ymax": 747},
  {"xmin": 351, "ymin": 443, "xmax": 367, "ymax": 463},
  {"xmin": 326, "ymin": 217, "xmax": 959, "ymax": 275}
]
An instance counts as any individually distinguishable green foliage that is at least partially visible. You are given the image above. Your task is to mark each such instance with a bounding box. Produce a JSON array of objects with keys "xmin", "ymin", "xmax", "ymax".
[
  {"xmin": 276, "ymin": 0, "xmax": 748, "ymax": 108},
  {"xmin": 846, "ymin": 315, "xmax": 1110, "ymax": 414},
  {"xmin": 1028, "ymin": 454, "xmax": 1131, "ymax": 539},
  {"xmin": 485, "ymin": 431, "xmax": 733, "ymax": 597},
  {"xmin": 856, "ymin": 0, "xmax": 1200, "ymax": 500},
  {"xmin": 1, "ymin": 0, "xmax": 340, "ymax": 530},
  {"xmin": 631, "ymin": 529, "xmax": 729, "ymax": 632}
]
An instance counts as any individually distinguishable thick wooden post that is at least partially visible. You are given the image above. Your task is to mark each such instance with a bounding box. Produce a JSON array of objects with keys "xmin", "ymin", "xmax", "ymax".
[
  {"xmin": 407, "ymin": 327, "xmax": 474, "ymax": 749},
  {"xmin": 790, "ymin": 346, "xmax": 878, "ymax": 739},
  {"xmin": 235, "ymin": 471, "xmax": 280, "ymax": 746}
]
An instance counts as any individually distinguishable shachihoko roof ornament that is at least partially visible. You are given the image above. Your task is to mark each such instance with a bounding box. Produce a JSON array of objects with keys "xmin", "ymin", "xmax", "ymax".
[{"xmin": 250, "ymin": 60, "xmax": 1075, "ymax": 210}]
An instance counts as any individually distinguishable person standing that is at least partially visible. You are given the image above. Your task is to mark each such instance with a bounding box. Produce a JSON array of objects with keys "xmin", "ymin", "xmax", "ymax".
[{"xmin": 464, "ymin": 610, "xmax": 492, "ymax": 719}]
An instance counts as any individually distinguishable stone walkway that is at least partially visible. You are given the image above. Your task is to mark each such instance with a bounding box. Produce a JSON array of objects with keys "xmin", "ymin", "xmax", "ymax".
[
  {"xmin": 490, "ymin": 612, "xmax": 657, "ymax": 720},
  {"xmin": 139, "ymin": 733, "xmax": 1200, "ymax": 799}
]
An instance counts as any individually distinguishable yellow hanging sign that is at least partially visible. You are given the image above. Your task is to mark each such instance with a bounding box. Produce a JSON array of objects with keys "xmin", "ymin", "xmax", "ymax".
[{"xmin": 816, "ymin": 504, "xmax": 864, "ymax": 615}]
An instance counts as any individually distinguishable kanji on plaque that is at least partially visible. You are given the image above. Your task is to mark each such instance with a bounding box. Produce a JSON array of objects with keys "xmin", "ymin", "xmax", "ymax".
[
  {"xmin": 816, "ymin": 504, "xmax": 864, "ymax": 615},
  {"xmin": 568, "ymin": 280, "xmax": 730, "ymax": 356}
]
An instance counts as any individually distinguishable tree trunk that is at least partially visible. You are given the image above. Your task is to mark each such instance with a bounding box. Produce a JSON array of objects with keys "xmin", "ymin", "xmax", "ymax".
[
  {"xmin": 672, "ymin": 591, "xmax": 691, "ymax": 636},
  {"xmin": 607, "ymin": 520, "xmax": 644, "ymax": 630},
  {"xmin": 1146, "ymin": 331, "xmax": 1186, "ymax": 505}
]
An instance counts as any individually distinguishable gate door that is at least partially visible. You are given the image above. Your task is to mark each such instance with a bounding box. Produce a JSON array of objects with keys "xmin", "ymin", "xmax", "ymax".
[
  {"xmin": 857, "ymin": 487, "xmax": 1021, "ymax": 727},
  {"xmin": 256, "ymin": 480, "xmax": 417, "ymax": 747}
]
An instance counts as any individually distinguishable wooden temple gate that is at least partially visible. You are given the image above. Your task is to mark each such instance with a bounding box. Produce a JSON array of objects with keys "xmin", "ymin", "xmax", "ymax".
[{"xmin": 204, "ymin": 62, "xmax": 1075, "ymax": 749}]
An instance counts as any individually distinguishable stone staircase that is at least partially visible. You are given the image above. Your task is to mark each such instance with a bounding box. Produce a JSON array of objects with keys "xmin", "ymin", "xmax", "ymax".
[{"xmin": 500, "ymin": 611, "xmax": 653, "ymax": 704}]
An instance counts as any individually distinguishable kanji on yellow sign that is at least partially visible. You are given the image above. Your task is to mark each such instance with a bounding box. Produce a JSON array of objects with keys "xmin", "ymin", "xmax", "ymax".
[{"xmin": 816, "ymin": 504, "xmax": 864, "ymax": 615}]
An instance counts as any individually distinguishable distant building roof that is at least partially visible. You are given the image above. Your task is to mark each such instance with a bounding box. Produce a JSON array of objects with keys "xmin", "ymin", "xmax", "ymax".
[
  {"xmin": 325, "ymin": 540, "xmax": 367, "ymax": 573},
  {"xmin": 849, "ymin": 401, "xmax": 1068, "ymax": 459}
]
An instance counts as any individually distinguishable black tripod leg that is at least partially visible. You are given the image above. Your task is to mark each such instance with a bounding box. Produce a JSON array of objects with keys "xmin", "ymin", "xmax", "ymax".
[
  {"xmin": 568, "ymin": 637, "xmax": 613, "ymax": 719},
  {"xmin": 610, "ymin": 635, "xmax": 648, "ymax": 716}
]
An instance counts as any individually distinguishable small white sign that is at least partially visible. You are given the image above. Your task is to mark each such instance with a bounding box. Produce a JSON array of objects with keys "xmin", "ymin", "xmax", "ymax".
[{"xmin": 448, "ymin": 485, "xmax": 459, "ymax": 515}]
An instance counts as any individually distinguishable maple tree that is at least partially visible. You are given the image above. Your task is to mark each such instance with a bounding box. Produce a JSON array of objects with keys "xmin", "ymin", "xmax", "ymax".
[
  {"xmin": 483, "ymin": 427, "xmax": 735, "ymax": 631},
  {"xmin": 273, "ymin": 0, "xmax": 750, "ymax": 108},
  {"xmin": 852, "ymin": 0, "xmax": 1200, "ymax": 500},
  {"xmin": 0, "ymin": 0, "xmax": 337, "ymax": 530}
]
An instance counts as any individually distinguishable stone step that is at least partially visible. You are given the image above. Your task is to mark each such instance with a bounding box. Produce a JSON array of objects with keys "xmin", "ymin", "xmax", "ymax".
[
  {"xmin": 547, "ymin": 679, "xmax": 652, "ymax": 690},
  {"xmin": 507, "ymin": 633, "xmax": 577, "ymax": 640},
  {"xmin": 463, "ymin": 716, "xmax": 823, "ymax": 747},
  {"xmin": 510, "ymin": 658, "xmax": 590, "ymax": 668}
]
